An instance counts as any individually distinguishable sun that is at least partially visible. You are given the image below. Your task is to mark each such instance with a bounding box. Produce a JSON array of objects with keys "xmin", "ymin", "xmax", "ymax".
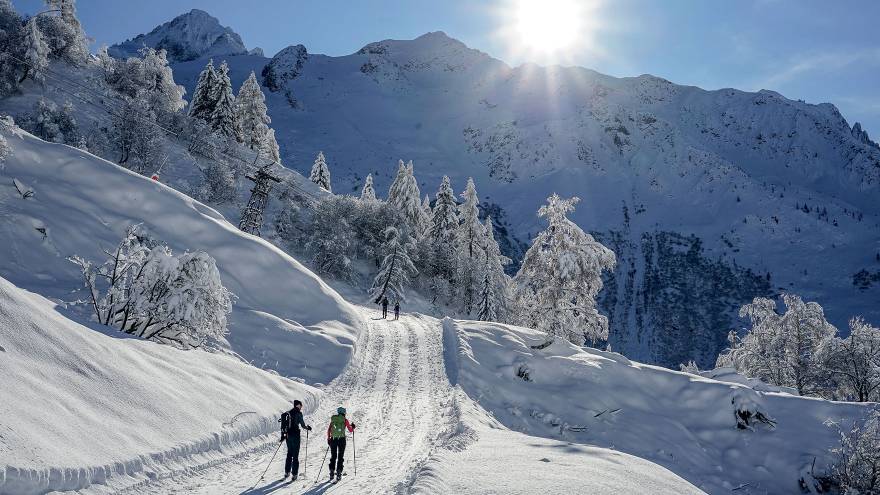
[{"xmin": 513, "ymin": 0, "xmax": 581, "ymax": 54}]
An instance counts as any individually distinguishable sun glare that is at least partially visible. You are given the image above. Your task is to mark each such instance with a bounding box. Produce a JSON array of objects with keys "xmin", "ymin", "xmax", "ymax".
[{"xmin": 514, "ymin": 0, "xmax": 580, "ymax": 54}]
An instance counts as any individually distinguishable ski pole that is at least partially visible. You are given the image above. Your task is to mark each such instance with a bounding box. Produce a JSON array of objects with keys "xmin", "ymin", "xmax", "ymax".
[
  {"xmin": 250, "ymin": 439, "xmax": 283, "ymax": 489},
  {"xmin": 314, "ymin": 445, "xmax": 329, "ymax": 484},
  {"xmin": 352, "ymin": 430, "xmax": 357, "ymax": 476},
  {"xmin": 303, "ymin": 429, "xmax": 309, "ymax": 477}
]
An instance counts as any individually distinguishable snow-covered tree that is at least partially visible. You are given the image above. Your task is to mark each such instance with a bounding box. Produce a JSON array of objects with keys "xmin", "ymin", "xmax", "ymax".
[
  {"xmin": 422, "ymin": 194, "xmax": 431, "ymax": 220},
  {"xmin": 19, "ymin": 17, "xmax": 49, "ymax": 83},
  {"xmin": 370, "ymin": 226, "xmax": 417, "ymax": 303},
  {"xmin": 188, "ymin": 59, "xmax": 217, "ymax": 121},
  {"xmin": 716, "ymin": 293, "xmax": 838, "ymax": 396},
  {"xmin": 137, "ymin": 47, "xmax": 186, "ymax": 120},
  {"xmin": 387, "ymin": 160, "xmax": 427, "ymax": 236},
  {"xmin": 477, "ymin": 217, "xmax": 511, "ymax": 322},
  {"xmin": 457, "ymin": 178, "xmax": 483, "ymax": 313},
  {"xmin": 41, "ymin": 0, "xmax": 88, "ymax": 64},
  {"xmin": 0, "ymin": 133, "xmax": 11, "ymax": 170},
  {"xmin": 360, "ymin": 173, "xmax": 377, "ymax": 201},
  {"xmin": 0, "ymin": 1, "xmax": 23, "ymax": 95},
  {"xmin": 261, "ymin": 127, "xmax": 280, "ymax": 163},
  {"xmin": 17, "ymin": 98, "xmax": 79, "ymax": 145},
  {"xmin": 198, "ymin": 158, "xmax": 237, "ymax": 204},
  {"xmin": 824, "ymin": 317, "xmax": 880, "ymax": 402},
  {"xmin": 830, "ymin": 411, "xmax": 880, "ymax": 494},
  {"xmin": 234, "ymin": 71, "xmax": 271, "ymax": 151},
  {"xmin": 70, "ymin": 226, "xmax": 233, "ymax": 348},
  {"xmin": 309, "ymin": 151, "xmax": 331, "ymax": 191},
  {"xmin": 210, "ymin": 61, "xmax": 236, "ymax": 137},
  {"xmin": 428, "ymin": 176, "xmax": 458, "ymax": 290},
  {"xmin": 513, "ymin": 194, "xmax": 616, "ymax": 346},
  {"xmin": 109, "ymin": 98, "xmax": 165, "ymax": 175}
]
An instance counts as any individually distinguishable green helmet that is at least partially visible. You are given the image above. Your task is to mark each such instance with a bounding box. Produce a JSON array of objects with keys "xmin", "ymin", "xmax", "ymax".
[{"xmin": 337, "ymin": 407, "xmax": 346, "ymax": 415}]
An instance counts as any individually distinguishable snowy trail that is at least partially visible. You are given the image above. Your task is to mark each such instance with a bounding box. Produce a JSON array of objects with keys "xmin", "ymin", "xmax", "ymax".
[{"xmin": 137, "ymin": 309, "xmax": 456, "ymax": 495}]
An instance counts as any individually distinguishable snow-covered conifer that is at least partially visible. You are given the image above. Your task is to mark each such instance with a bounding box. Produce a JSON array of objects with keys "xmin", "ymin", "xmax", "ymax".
[
  {"xmin": 234, "ymin": 71, "xmax": 271, "ymax": 150},
  {"xmin": 370, "ymin": 226, "xmax": 417, "ymax": 303},
  {"xmin": 261, "ymin": 127, "xmax": 280, "ymax": 163},
  {"xmin": 188, "ymin": 59, "xmax": 217, "ymax": 121},
  {"xmin": 477, "ymin": 217, "xmax": 511, "ymax": 322},
  {"xmin": 428, "ymin": 176, "xmax": 459, "ymax": 286},
  {"xmin": 513, "ymin": 194, "xmax": 616, "ymax": 345},
  {"xmin": 422, "ymin": 194, "xmax": 431, "ymax": 219},
  {"xmin": 387, "ymin": 159, "xmax": 426, "ymax": 236},
  {"xmin": 138, "ymin": 47, "xmax": 186, "ymax": 120},
  {"xmin": 20, "ymin": 18, "xmax": 49, "ymax": 83},
  {"xmin": 309, "ymin": 151, "xmax": 332, "ymax": 191},
  {"xmin": 210, "ymin": 61, "xmax": 236, "ymax": 137},
  {"xmin": 457, "ymin": 178, "xmax": 483, "ymax": 313},
  {"xmin": 360, "ymin": 173, "xmax": 377, "ymax": 201}
]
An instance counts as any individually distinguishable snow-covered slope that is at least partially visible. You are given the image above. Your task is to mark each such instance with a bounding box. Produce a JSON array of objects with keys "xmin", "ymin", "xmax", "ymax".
[
  {"xmin": 151, "ymin": 27, "xmax": 880, "ymax": 369},
  {"xmin": 440, "ymin": 318, "xmax": 875, "ymax": 494},
  {"xmin": 109, "ymin": 9, "xmax": 250, "ymax": 62},
  {"xmin": 0, "ymin": 276, "xmax": 316, "ymax": 494},
  {"xmin": 0, "ymin": 126, "xmax": 360, "ymax": 384}
]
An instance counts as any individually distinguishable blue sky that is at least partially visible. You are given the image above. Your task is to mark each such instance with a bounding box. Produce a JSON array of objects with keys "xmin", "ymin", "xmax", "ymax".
[{"xmin": 13, "ymin": 0, "xmax": 880, "ymax": 138}]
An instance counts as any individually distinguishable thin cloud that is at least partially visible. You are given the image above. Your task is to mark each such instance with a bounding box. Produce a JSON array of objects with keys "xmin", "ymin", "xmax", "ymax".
[{"xmin": 761, "ymin": 48, "xmax": 880, "ymax": 89}]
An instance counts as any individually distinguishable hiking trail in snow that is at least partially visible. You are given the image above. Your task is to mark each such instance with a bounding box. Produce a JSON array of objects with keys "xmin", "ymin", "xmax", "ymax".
[{"xmin": 134, "ymin": 309, "xmax": 458, "ymax": 495}]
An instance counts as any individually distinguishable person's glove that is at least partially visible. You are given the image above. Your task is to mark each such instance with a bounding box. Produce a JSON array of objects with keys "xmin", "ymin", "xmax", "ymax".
[
  {"xmin": 280, "ymin": 434, "xmax": 286, "ymax": 442},
  {"xmin": 306, "ymin": 425, "xmax": 312, "ymax": 431},
  {"xmin": 351, "ymin": 423, "xmax": 356, "ymax": 430},
  {"xmin": 327, "ymin": 438, "xmax": 332, "ymax": 446}
]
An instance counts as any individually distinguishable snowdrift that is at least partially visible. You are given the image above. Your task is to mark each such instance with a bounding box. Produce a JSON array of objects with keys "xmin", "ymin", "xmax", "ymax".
[
  {"xmin": 0, "ymin": 127, "xmax": 361, "ymax": 383},
  {"xmin": 442, "ymin": 318, "xmax": 875, "ymax": 494},
  {"xmin": 0, "ymin": 276, "xmax": 315, "ymax": 494}
]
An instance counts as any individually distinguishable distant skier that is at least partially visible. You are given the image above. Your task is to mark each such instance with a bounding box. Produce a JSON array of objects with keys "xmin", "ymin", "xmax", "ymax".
[
  {"xmin": 394, "ymin": 301, "xmax": 400, "ymax": 320},
  {"xmin": 381, "ymin": 296, "xmax": 389, "ymax": 319},
  {"xmin": 326, "ymin": 407, "xmax": 356, "ymax": 482},
  {"xmin": 280, "ymin": 400, "xmax": 312, "ymax": 480}
]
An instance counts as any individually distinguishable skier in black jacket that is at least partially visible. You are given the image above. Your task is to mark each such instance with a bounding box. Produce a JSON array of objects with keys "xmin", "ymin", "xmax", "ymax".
[
  {"xmin": 381, "ymin": 296, "xmax": 389, "ymax": 319},
  {"xmin": 280, "ymin": 400, "xmax": 312, "ymax": 480}
]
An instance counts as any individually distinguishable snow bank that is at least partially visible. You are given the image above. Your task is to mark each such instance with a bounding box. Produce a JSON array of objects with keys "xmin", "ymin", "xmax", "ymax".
[
  {"xmin": 0, "ymin": 128, "xmax": 361, "ymax": 383},
  {"xmin": 0, "ymin": 276, "xmax": 316, "ymax": 494},
  {"xmin": 442, "ymin": 319, "xmax": 874, "ymax": 494}
]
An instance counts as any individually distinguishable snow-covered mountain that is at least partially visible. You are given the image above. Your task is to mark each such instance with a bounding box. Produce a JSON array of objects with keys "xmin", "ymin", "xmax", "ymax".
[
  {"xmin": 136, "ymin": 19, "xmax": 880, "ymax": 369},
  {"xmin": 108, "ymin": 9, "xmax": 255, "ymax": 62}
]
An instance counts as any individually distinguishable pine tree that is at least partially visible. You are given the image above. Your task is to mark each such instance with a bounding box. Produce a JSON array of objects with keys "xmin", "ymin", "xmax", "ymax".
[
  {"xmin": 19, "ymin": 18, "xmax": 49, "ymax": 83},
  {"xmin": 457, "ymin": 178, "xmax": 483, "ymax": 313},
  {"xmin": 309, "ymin": 151, "xmax": 331, "ymax": 191},
  {"xmin": 188, "ymin": 60, "xmax": 217, "ymax": 121},
  {"xmin": 428, "ymin": 176, "xmax": 459, "ymax": 287},
  {"xmin": 422, "ymin": 194, "xmax": 431, "ymax": 219},
  {"xmin": 361, "ymin": 173, "xmax": 377, "ymax": 201},
  {"xmin": 387, "ymin": 160, "xmax": 426, "ymax": 236},
  {"xmin": 370, "ymin": 227, "xmax": 417, "ymax": 303},
  {"xmin": 210, "ymin": 61, "xmax": 236, "ymax": 137},
  {"xmin": 477, "ymin": 217, "xmax": 511, "ymax": 322},
  {"xmin": 234, "ymin": 71, "xmax": 271, "ymax": 150},
  {"xmin": 513, "ymin": 194, "xmax": 616, "ymax": 345},
  {"xmin": 262, "ymin": 127, "xmax": 280, "ymax": 163}
]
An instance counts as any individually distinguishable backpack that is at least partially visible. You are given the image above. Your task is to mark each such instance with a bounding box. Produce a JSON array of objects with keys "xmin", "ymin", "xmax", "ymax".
[
  {"xmin": 329, "ymin": 414, "xmax": 347, "ymax": 439},
  {"xmin": 280, "ymin": 410, "xmax": 292, "ymax": 433}
]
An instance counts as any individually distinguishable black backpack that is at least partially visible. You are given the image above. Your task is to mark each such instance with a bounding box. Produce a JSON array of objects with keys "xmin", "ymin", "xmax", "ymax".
[{"xmin": 280, "ymin": 410, "xmax": 292, "ymax": 433}]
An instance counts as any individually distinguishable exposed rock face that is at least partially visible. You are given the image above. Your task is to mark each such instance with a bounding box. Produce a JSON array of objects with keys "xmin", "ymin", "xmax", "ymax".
[{"xmin": 262, "ymin": 45, "xmax": 308, "ymax": 92}]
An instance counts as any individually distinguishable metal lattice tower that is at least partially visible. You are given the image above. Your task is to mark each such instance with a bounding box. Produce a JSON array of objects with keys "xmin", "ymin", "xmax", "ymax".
[{"xmin": 239, "ymin": 166, "xmax": 281, "ymax": 236}]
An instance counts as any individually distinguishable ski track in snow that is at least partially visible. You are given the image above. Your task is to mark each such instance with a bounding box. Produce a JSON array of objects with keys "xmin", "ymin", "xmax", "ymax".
[{"xmin": 137, "ymin": 309, "xmax": 456, "ymax": 495}]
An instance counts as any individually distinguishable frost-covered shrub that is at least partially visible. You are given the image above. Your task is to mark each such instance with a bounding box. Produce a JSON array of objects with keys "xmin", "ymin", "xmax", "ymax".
[
  {"xmin": 70, "ymin": 225, "xmax": 233, "ymax": 348},
  {"xmin": 17, "ymin": 98, "xmax": 80, "ymax": 145},
  {"xmin": 0, "ymin": 134, "xmax": 10, "ymax": 170},
  {"xmin": 830, "ymin": 412, "xmax": 880, "ymax": 494},
  {"xmin": 823, "ymin": 317, "xmax": 880, "ymax": 402}
]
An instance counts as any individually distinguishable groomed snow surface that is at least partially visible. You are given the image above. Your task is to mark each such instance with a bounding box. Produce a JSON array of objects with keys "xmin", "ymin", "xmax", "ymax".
[{"xmin": 0, "ymin": 126, "xmax": 874, "ymax": 494}]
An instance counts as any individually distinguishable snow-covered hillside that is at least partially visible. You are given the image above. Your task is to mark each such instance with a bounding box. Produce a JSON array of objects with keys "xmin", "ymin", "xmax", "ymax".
[
  {"xmin": 108, "ymin": 10, "xmax": 255, "ymax": 63},
  {"xmin": 0, "ymin": 276, "xmax": 315, "ymax": 494},
  {"xmin": 440, "ymin": 318, "xmax": 874, "ymax": 494},
  {"xmin": 125, "ymin": 19, "xmax": 880, "ymax": 369},
  {"xmin": 0, "ymin": 126, "xmax": 360, "ymax": 383}
]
